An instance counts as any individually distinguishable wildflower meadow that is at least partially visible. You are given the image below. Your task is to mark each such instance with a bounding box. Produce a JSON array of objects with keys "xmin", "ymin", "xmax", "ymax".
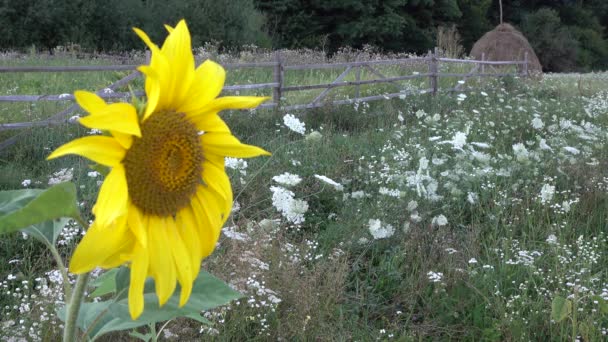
[{"xmin": 1, "ymin": 47, "xmax": 607, "ymax": 341}]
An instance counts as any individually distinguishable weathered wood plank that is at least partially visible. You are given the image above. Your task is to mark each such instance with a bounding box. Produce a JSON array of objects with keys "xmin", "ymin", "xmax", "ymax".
[
  {"xmin": 282, "ymin": 73, "xmax": 432, "ymax": 92},
  {"xmin": 282, "ymin": 88, "xmax": 433, "ymax": 111},
  {"xmin": 223, "ymin": 82, "xmax": 279, "ymax": 91},
  {"xmin": 438, "ymin": 57, "xmax": 526, "ymax": 65},
  {"xmin": 284, "ymin": 57, "xmax": 430, "ymax": 70},
  {"xmin": 0, "ymin": 65, "xmax": 138, "ymax": 73},
  {"xmin": 311, "ymin": 66, "xmax": 353, "ymax": 105},
  {"xmin": 454, "ymin": 64, "xmax": 480, "ymax": 91}
]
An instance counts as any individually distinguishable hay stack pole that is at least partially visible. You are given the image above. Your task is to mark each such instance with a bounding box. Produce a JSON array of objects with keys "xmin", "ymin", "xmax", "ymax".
[{"xmin": 499, "ymin": 0, "xmax": 503, "ymax": 24}]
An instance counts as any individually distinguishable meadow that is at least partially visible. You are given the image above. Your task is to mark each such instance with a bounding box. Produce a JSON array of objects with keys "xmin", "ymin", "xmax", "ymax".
[{"xmin": 0, "ymin": 48, "xmax": 607, "ymax": 341}]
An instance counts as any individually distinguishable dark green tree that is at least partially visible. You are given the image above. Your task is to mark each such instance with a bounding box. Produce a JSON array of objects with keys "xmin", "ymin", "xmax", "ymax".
[{"xmin": 521, "ymin": 8, "xmax": 579, "ymax": 71}]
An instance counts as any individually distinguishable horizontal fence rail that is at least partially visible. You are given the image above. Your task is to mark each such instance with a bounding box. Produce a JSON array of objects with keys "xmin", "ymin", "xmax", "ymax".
[
  {"xmin": 0, "ymin": 65, "xmax": 138, "ymax": 73},
  {"xmin": 0, "ymin": 49, "xmax": 529, "ymax": 151}
]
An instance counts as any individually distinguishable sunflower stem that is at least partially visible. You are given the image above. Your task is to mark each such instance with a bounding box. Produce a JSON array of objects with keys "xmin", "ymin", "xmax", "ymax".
[
  {"xmin": 149, "ymin": 323, "xmax": 157, "ymax": 342},
  {"xmin": 73, "ymin": 215, "xmax": 90, "ymax": 232},
  {"xmin": 47, "ymin": 243, "xmax": 72, "ymax": 301},
  {"xmin": 63, "ymin": 273, "xmax": 90, "ymax": 342}
]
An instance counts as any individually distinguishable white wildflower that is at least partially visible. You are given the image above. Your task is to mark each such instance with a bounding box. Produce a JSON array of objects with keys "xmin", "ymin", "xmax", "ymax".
[
  {"xmin": 305, "ymin": 131, "xmax": 322, "ymax": 142},
  {"xmin": 539, "ymin": 139, "xmax": 553, "ymax": 151},
  {"xmin": 223, "ymin": 226, "xmax": 249, "ymax": 242},
  {"xmin": 449, "ymin": 131, "xmax": 467, "ymax": 150},
  {"xmin": 415, "ymin": 109, "xmax": 427, "ymax": 118},
  {"xmin": 427, "ymin": 271, "xmax": 443, "ymax": 283},
  {"xmin": 562, "ymin": 146, "xmax": 580, "ymax": 155},
  {"xmin": 368, "ymin": 219, "xmax": 395, "ymax": 239},
  {"xmin": 470, "ymin": 142, "xmax": 490, "ymax": 149},
  {"xmin": 225, "ymin": 158, "xmax": 248, "ymax": 176},
  {"xmin": 87, "ymin": 171, "xmax": 99, "ymax": 178},
  {"xmin": 48, "ymin": 168, "xmax": 73, "ymax": 185},
  {"xmin": 407, "ymin": 200, "xmax": 418, "ymax": 211},
  {"xmin": 378, "ymin": 187, "xmax": 400, "ymax": 198},
  {"xmin": 350, "ymin": 190, "xmax": 366, "ymax": 199},
  {"xmin": 512, "ymin": 143, "xmax": 530, "ymax": 162},
  {"xmin": 272, "ymin": 172, "xmax": 302, "ymax": 187},
  {"xmin": 283, "ymin": 114, "xmax": 306, "ymax": 135},
  {"xmin": 531, "ymin": 117, "xmax": 544, "ymax": 130},
  {"xmin": 432, "ymin": 214, "xmax": 448, "ymax": 227},
  {"xmin": 314, "ymin": 174, "xmax": 344, "ymax": 191},
  {"xmin": 467, "ymin": 192, "xmax": 478, "ymax": 204},
  {"xmin": 270, "ymin": 186, "xmax": 309, "ymax": 224},
  {"xmin": 21, "ymin": 179, "xmax": 31, "ymax": 187},
  {"xmin": 546, "ymin": 234, "xmax": 558, "ymax": 245},
  {"xmin": 539, "ymin": 183, "xmax": 555, "ymax": 204}
]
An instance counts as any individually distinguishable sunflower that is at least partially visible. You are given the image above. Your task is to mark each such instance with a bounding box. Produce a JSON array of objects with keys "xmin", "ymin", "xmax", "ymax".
[{"xmin": 48, "ymin": 20, "xmax": 270, "ymax": 319}]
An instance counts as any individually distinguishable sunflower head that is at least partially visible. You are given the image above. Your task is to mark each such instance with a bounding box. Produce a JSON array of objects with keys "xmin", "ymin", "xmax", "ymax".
[{"xmin": 48, "ymin": 20, "xmax": 269, "ymax": 319}]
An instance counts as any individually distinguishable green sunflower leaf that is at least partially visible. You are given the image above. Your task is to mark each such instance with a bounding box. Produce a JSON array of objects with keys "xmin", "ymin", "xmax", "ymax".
[
  {"xmin": 90, "ymin": 268, "xmax": 121, "ymax": 298},
  {"xmin": 60, "ymin": 270, "xmax": 242, "ymax": 340},
  {"xmin": 23, "ymin": 217, "xmax": 71, "ymax": 247},
  {"xmin": 0, "ymin": 182, "xmax": 81, "ymax": 236},
  {"xmin": 551, "ymin": 296, "xmax": 571, "ymax": 323}
]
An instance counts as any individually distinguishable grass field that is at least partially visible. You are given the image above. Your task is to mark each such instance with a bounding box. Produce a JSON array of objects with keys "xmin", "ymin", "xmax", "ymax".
[{"xmin": 0, "ymin": 51, "xmax": 607, "ymax": 341}]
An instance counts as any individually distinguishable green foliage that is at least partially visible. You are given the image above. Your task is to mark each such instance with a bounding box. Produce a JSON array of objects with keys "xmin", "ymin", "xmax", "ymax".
[
  {"xmin": 551, "ymin": 296, "xmax": 571, "ymax": 323},
  {"xmin": 57, "ymin": 268, "xmax": 239, "ymax": 340},
  {"xmin": 0, "ymin": 0, "xmax": 270, "ymax": 51},
  {"xmin": 23, "ymin": 218, "xmax": 71, "ymax": 247},
  {"xmin": 255, "ymin": 0, "xmax": 463, "ymax": 54},
  {"xmin": 521, "ymin": 8, "xmax": 579, "ymax": 72},
  {"xmin": 0, "ymin": 182, "xmax": 80, "ymax": 236},
  {"xmin": 2, "ymin": 0, "xmax": 608, "ymax": 71},
  {"xmin": 456, "ymin": 0, "xmax": 493, "ymax": 50}
]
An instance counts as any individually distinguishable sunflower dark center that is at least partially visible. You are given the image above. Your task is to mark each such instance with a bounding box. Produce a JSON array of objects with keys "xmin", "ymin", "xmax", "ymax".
[{"xmin": 122, "ymin": 111, "xmax": 203, "ymax": 216}]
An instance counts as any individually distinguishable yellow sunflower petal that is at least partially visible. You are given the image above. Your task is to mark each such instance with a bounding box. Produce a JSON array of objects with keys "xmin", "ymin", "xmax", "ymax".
[
  {"xmin": 189, "ymin": 112, "xmax": 231, "ymax": 133},
  {"xmin": 68, "ymin": 218, "xmax": 130, "ymax": 274},
  {"xmin": 138, "ymin": 66, "xmax": 161, "ymax": 120},
  {"xmin": 134, "ymin": 28, "xmax": 172, "ymax": 117},
  {"xmin": 98, "ymin": 219, "xmax": 135, "ymax": 269},
  {"xmin": 166, "ymin": 218, "xmax": 193, "ymax": 307},
  {"xmin": 164, "ymin": 24, "xmax": 174, "ymax": 33},
  {"xmin": 201, "ymin": 132, "xmax": 271, "ymax": 158},
  {"xmin": 147, "ymin": 216, "xmax": 177, "ymax": 306},
  {"xmin": 127, "ymin": 204, "xmax": 147, "ymax": 248},
  {"xmin": 178, "ymin": 60, "xmax": 226, "ymax": 114},
  {"xmin": 199, "ymin": 184, "xmax": 231, "ymax": 228},
  {"xmin": 189, "ymin": 190, "xmax": 221, "ymax": 259},
  {"xmin": 199, "ymin": 96, "xmax": 269, "ymax": 114},
  {"xmin": 112, "ymin": 131, "xmax": 134, "ymax": 150},
  {"xmin": 160, "ymin": 20, "xmax": 195, "ymax": 109},
  {"xmin": 74, "ymin": 90, "xmax": 107, "ymax": 114},
  {"xmin": 92, "ymin": 164, "xmax": 129, "ymax": 228},
  {"xmin": 129, "ymin": 243, "xmax": 149, "ymax": 320},
  {"xmin": 78, "ymin": 103, "xmax": 141, "ymax": 137},
  {"xmin": 202, "ymin": 157, "xmax": 233, "ymax": 214},
  {"xmin": 176, "ymin": 208, "xmax": 202, "ymax": 280},
  {"xmin": 192, "ymin": 186, "xmax": 225, "ymax": 258},
  {"xmin": 47, "ymin": 136, "xmax": 125, "ymax": 167},
  {"xmin": 133, "ymin": 27, "xmax": 160, "ymax": 54}
]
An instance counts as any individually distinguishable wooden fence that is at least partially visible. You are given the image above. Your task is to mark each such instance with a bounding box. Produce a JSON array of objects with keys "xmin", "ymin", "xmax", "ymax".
[{"xmin": 0, "ymin": 49, "xmax": 528, "ymax": 151}]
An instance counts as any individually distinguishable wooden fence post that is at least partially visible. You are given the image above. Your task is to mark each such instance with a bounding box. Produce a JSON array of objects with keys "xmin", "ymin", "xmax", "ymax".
[
  {"xmin": 428, "ymin": 47, "xmax": 438, "ymax": 95},
  {"xmin": 355, "ymin": 54, "xmax": 362, "ymax": 98},
  {"xmin": 273, "ymin": 51, "xmax": 283, "ymax": 109},
  {"xmin": 523, "ymin": 51, "xmax": 528, "ymax": 77},
  {"xmin": 480, "ymin": 52, "xmax": 485, "ymax": 87}
]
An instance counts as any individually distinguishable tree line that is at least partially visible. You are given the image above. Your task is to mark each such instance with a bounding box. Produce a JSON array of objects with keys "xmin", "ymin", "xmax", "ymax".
[{"xmin": 0, "ymin": 0, "xmax": 606, "ymax": 71}]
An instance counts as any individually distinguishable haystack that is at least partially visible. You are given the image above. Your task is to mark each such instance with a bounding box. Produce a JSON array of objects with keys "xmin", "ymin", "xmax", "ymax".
[{"xmin": 470, "ymin": 23, "xmax": 542, "ymax": 74}]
